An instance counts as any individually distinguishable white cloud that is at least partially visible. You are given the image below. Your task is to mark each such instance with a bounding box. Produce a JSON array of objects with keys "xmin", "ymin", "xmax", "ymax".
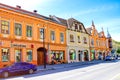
[{"xmin": 0, "ymin": 0, "xmax": 54, "ymax": 11}]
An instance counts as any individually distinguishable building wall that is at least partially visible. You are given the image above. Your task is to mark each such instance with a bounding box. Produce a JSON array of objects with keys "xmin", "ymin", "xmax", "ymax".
[
  {"xmin": 89, "ymin": 27, "xmax": 108, "ymax": 60},
  {"xmin": 0, "ymin": 5, "xmax": 67, "ymax": 67},
  {"xmin": 67, "ymin": 29, "xmax": 90, "ymax": 63}
]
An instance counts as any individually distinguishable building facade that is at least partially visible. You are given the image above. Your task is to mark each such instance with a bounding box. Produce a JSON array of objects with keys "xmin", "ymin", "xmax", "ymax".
[
  {"xmin": 87, "ymin": 21, "xmax": 108, "ymax": 60},
  {"xmin": 49, "ymin": 16, "xmax": 90, "ymax": 63},
  {"xmin": 66, "ymin": 18, "xmax": 90, "ymax": 63},
  {"xmin": 0, "ymin": 3, "xmax": 67, "ymax": 68}
]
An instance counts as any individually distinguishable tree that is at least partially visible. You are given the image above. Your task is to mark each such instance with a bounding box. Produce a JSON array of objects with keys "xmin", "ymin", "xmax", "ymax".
[{"xmin": 117, "ymin": 48, "xmax": 120, "ymax": 54}]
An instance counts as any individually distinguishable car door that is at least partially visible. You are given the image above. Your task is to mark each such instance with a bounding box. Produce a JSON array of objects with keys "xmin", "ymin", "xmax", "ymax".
[
  {"xmin": 9, "ymin": 65, "xmax": 22, "ymax": 75},
  {"xmin": 20, "ymin": 63, "xmax": 30, "ymax": 73}
]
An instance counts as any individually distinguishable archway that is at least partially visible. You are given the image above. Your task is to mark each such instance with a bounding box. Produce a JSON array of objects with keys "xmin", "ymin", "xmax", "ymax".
[
  {"xmin": 69, "ymin": 49, "xmax": 76, "ymax": 62},
  {"xmin": 84, "ymin": 50, "xmax": 89, "ymax": 61},
  {"xmin": 78, "ymin": 50, "xmax": 82, "ymax": 61},
  {"xmin": 37, "ymin": 47, "xmax": 47, "ymax": 65}
]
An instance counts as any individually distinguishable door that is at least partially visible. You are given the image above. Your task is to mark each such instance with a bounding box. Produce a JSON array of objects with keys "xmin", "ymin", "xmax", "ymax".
[
  {"xmin": 78, "ymin": 54, "xmax": 81, "ymax": 61},
  {"xmin": 37, "ymin": 51, "xmax": 44, "ymax": 65},
  {"xmin": 15, "ymin": 49, "xmax": 22, "ymax": 62}
]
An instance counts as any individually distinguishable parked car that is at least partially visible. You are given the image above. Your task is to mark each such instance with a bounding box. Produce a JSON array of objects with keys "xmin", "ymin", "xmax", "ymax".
[
  {"xmin": 0, "ymin": 62, "xmax": 37, "ymax": 78},
  {"xmin": 117, "ymin": 56, "xmax": 120, "ymax": 59},
  {"xmin": 105, "ymin": 55, "xmax": 112, "ymax": 61}
]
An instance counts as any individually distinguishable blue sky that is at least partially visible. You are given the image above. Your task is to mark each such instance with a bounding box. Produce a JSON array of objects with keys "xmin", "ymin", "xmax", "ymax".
[{"xmin": 0, "ymin": 0, "xmax": 120, "ymax": 41}]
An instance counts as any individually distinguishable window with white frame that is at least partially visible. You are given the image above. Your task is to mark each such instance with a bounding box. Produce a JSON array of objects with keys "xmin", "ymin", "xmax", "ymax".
[
  {"xmin": 15, "ymin": 23, "xmax": 22, "ymax": 36},
  {"xmin": 91, "ymin": 39, "xmax": 94, "ymax": 45},
  {"xmin": 1, "ymin": 48, "xmax": 9, "ymax": 62},
  {"xmin": 83, "ymin": 37, "xmax": 87, "ymax": 44},
  {"xmin": 70, "ymin": 34, "xmax": 74, "ymax": 42},
  {"xmin": 1, "ymin": 20, "xmax": 9, "ymax": 34},
  {"xmin": 51, "ymin": 30, "xmax": 55, "ymax": 41},
  {"xmin": 60, "ymin": 32, "xmax": 64, "ymax": 42},
  {"xmin": 26, "ymin": 50, "xmax": 32, "ymax": 62},
  {"xmin": 26, "ymin": 25, "xmax": 32, "ymax": 37},
  {"xmin": 39, "ymin": 28, "xmax": 44, "ymax": 39}
]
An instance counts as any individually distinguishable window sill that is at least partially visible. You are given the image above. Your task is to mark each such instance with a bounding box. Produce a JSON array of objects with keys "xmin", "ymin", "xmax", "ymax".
[
  {"xmin": 27, "ymin": 37, "xmax": 32, "ymax": 40},
  {"xmin": 15, "ymin": 36, "xmax": 22, "ymax": 39},
  {"xmin": 2, "ymin": 34, "xmax": 9, "ymax": 38}
]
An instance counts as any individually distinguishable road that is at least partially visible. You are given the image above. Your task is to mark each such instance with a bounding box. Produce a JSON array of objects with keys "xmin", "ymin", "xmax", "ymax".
[{"xmin": 4, "ymin": 60, "xmax": 120, "ymax": 80}]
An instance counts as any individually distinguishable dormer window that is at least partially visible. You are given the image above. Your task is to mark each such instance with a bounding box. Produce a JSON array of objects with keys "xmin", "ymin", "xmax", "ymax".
[
  {"xmin": 75, "ymin": 24, "xmax": 78, "ymax": 29},
  {"xmin": 79, "ymin": 25, "xmax": 82, "ymax": 31}
]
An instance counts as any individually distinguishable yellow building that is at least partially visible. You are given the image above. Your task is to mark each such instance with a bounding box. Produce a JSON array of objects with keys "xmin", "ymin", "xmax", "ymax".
[{"xmin": 0, "ymin": 3, "xmax": 67, "ymax": 68}]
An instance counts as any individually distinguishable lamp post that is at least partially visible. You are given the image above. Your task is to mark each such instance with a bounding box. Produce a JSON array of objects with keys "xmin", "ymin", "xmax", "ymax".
[{"xmin": 43, "ymin": 26, "xmax": 46, "ymax": 69}]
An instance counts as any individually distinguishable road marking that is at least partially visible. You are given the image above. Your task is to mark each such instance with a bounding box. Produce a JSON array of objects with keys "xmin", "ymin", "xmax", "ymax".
[{"xmin": 110, "ymin": 73, "xmax": 120, "ymax": 80}]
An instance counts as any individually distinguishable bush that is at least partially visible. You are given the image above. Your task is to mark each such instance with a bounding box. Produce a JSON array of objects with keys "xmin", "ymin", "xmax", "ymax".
[{"xmin": 117, "ymin": 48, "xmax": 120, "ymax": 54}]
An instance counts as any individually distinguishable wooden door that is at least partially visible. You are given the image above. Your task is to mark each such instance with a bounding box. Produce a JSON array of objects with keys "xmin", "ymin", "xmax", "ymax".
[{"xmin": 37, "ymin": 51, "xmax": 44, "ymax": 65}]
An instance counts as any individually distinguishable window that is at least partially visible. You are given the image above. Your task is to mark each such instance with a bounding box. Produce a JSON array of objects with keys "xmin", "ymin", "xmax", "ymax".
[
  {"xmin": 1, "ymin": 20, "xmax": 9, "ymax": 34},
  {"xmin": 75, "ymin": 24, "xmax": 78, "ymax": 29},
  {"xmin": 97, "ymin": 40, "xmax": 99, "ymax": 46},
  {"xmin": 39, "ymin": 28, "xmax": 44, "ymax": 39},
  {"xmin": 79, "ymin": 25, "xmax": 82, "ymax": 30},
  {"xmin": 83, "ymin": 37, "xmax": 87, "ymax": 44},
  {"xmin": 91, "ymin": 39, "xmax": 94, "ymax": 45},
  {"xmin": 15, "ymin": 23, "xmax": 22, "ymax": 36},
  {"xmin": 60, "ymin": 33, "xmax": 64, "ymax": 42},
  {"xmin": 51, "ymin": 31, "xmax": 55, "ymax": 41},
  {"xmin": 78, "ymin": 36, "xmax": 80, "ymax": 43},
  {"xmin": 26, "ymin": 25, "xmax": 32, "ymax": 37},
  {"xmin": 70, "ymin": 34, "xmax": 74, "ymax": 42},
  {"xmin": 27, "ymin": 50, "xmax": 32, "ymax": 62},
  {"xmin": 1, "ymin": 48, "xmax": 9, "ymax": 62}
]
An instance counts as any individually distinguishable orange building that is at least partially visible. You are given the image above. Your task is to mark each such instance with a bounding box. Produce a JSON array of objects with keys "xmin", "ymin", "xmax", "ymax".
[
  {"xmin": 87, "ymin": 21, "xmax": 108, "ymax": 60},
  {"xmin": 0, "ymin": 3, "xmax": 67, "ymax": 68}
]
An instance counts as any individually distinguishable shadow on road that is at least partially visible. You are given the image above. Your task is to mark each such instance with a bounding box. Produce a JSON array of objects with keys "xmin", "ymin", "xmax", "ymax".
[{"xmin": 3, "ymin": 60, "xmax": 120, "ymax": 79}]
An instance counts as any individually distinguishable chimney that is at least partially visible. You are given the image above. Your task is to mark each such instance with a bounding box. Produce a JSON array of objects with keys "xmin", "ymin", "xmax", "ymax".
[
  {"xmin": 33, "ymin": 10, "xmax": 37, "ymax": 13},
  {"xmin": 16, "ymin": 5, "xmax": 21, "ymax": 9}
]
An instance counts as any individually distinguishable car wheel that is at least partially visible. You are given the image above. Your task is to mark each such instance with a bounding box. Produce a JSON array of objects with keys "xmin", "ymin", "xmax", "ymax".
[
  {"xmin": 3, "ymin": 72, "xmax": 9, "ymax": 78},
  {"xmin": 29, "ymin": 69, "xmax": 34, "ymax": 74}
]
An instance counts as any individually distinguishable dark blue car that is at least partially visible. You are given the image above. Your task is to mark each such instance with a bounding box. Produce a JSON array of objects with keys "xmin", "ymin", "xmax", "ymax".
[{"xmin": 0, "ymin": 62, "xmax": 37, "ymax": 78}]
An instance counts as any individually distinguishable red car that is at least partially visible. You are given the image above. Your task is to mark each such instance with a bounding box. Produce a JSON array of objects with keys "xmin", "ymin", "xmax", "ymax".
[{"xmin": 0, "ymin": 62, "xmax": 37, "ymax": 78}]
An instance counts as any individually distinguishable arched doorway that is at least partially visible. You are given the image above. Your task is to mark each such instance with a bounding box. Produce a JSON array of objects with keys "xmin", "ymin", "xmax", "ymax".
[
  {"xmin": 37, "ymin": 47, "xmax": 47, "ymax": 65},
  {"xmin": 84, "ymin": 50, "xmax": 89, "ymax": 61},
  {"xmin": 78, "ymin": 50, "xmax": 82, "ymax": 61},
  {"xmin": 103, "ymin": 52, "xmax": 106, "ymax": 59},
  {"xmin": 69, "ymin": 49, "xmax": 76, "ymax": 62},
  {"xmin": 98, "ymin": 52, "xmax": 102, "ymax": 60},
  {"xmin": 91, "ymin": 50, "xmax": 95, "ymax": 60}
]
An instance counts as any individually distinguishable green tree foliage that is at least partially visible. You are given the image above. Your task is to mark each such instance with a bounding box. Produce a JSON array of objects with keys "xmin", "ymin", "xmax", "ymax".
[{"xmin": 117, "ymin": 48, "xmax": 120, "ymax": 54}]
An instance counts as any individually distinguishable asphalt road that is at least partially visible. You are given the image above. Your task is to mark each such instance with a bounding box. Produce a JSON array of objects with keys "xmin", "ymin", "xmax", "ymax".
[{"xmin": 4, "ymin": 60, "xmax": 120, "ymax": 80}]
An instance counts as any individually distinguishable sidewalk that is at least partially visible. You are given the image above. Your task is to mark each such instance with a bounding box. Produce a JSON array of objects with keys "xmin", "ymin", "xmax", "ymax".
[{"xmin": 37, "ymin": 60, "xmax": 104, "ymax": 71}]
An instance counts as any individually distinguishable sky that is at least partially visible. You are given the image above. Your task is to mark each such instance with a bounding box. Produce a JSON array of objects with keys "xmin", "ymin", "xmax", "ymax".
[{"xmin": 0, "ymin": 0, "xmax": 120, "ymax": 41}]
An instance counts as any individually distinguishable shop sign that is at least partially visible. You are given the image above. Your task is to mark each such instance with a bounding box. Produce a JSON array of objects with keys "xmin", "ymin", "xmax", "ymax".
[{"xmin": 11, "ymin": 44, "xmax": 26, "ymax": 48}]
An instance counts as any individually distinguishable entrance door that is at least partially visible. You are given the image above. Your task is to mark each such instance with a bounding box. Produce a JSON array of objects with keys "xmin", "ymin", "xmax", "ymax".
[
  {"xmin": 84, "ymin": 52, "xmax": 89, "ymax": 61},
  {"xmin": 78, "ymin": 54, "xmax": 81, "ymax": 61},
  {"xmin": 15, "ymin": 49, "xmax": 22, "ymax": 62},
  {"xmin": 37, "ymin": 51, "xmax": 44, "ymax": 65}
]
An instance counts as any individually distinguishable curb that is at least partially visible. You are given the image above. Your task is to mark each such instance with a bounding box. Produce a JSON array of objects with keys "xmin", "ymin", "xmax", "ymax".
[{"xmin": 37, "ymin": 60, "xmax": 104, "ymax": 71}]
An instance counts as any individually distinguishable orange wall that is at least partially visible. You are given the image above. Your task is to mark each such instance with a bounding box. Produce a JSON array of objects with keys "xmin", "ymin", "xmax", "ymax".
[{"xmin": 0, "ymin": 7, "xmax": 67, "ymax": 67}]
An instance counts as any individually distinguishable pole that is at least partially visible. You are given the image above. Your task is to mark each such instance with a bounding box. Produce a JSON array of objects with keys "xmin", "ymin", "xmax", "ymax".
[{"xmin": 43, "ymin": 28, "xmax": 46, "ymax": 69}]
